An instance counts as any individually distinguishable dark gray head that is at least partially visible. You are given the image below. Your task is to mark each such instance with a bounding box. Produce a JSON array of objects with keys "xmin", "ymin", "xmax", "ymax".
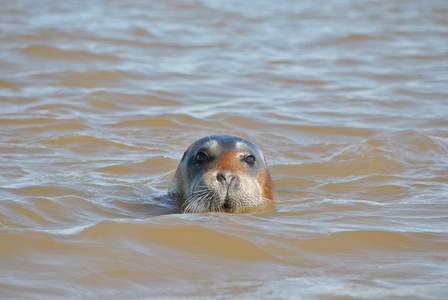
[{"xmin": 169, "ymin": 134, "xmax": 277, "ymax": 213}]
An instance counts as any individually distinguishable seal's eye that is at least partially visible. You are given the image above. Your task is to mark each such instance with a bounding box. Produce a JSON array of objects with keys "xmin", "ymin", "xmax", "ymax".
[
  {"xmin": 195, "ymin": 151, "xmax": 209, "ymax": 163},
  {"xmin": 244, "ymin": 155, "xmax": 256, "ymax": 166}
]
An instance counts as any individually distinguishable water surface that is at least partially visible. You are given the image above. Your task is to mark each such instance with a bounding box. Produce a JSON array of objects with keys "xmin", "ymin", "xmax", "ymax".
[{"xmin": 1, "ymin": 0, "xmax": 448, "ymax": 299}]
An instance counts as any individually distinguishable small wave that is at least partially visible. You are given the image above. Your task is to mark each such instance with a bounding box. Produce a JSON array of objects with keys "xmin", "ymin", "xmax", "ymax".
[
  {"xmin": 74, "ymin": 217, "xmax": 280, "ymax": 261},
  {"xmin": 40, "ymin": 135, "xmax": 143, "ymax": 153},
  {"xmin": 96, "ymin": 155, "xmax": 175, "ymax": 174},
  {"xmin": 0, "ymin": 116, "xmax": 62, "ymax": 126},
  {"xmin": 107, "ymin": 113, "xmax": 222, "ymax": 132},
  {"xmin": 108, "ymin": 116, "xmax": 187, "ymax": 129},
  {"xmin": 0, "ymin": 165, "xmax": 29, "ymax": 179},
  {"xmin": 327, "ymin": 130, "xmax": 448, "ymax": 176},
  {"xmin": 0, "ymin": 79, "xmax": 23, "ymax": 89},
  {"xmin": 3, "ymin": 186, "xmax": 83, "ymax": 197},
  {"xmin": 21, "ymin": 45, "xmax": 119, "ymax": 62},
  {"xmin": 0, "ymin": 194, "xmax": 129, "ymax": 230},
  {"xmin": 357, "ymin": 130, "xmax": 447, "ymax": 165},
  {"xmin": 315, "ymin": 33, "xmax": 389, "ymax": 48},
  {"xmin": 0, "ymin": 113, "xmax": 90, "ymax": 132},
  {"xmin": 299, "ymin": 230, "xmax": 443, "ymax": 254}
]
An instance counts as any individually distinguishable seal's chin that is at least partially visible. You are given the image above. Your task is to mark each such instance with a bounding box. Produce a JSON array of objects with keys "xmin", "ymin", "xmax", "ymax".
[{"xmin": 181, "ymin": 187, "xmax": 266, "ymax": 213}]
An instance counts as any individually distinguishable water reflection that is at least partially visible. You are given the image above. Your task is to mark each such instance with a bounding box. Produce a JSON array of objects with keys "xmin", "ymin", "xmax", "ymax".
[{"xmin": 1, "ymin": 0, "xmax": 448, "ymax": 298}]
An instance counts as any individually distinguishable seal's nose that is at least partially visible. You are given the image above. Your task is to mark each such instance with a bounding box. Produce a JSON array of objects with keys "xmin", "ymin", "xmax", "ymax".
[{"xmin": 217, "ymin": 173, "xmax": 235, "ymax": 185}]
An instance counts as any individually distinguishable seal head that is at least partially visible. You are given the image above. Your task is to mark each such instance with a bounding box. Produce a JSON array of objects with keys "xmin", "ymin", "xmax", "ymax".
[{"xmin": 168, "ymin": 134, "xmax": 277, "ymax": 213}]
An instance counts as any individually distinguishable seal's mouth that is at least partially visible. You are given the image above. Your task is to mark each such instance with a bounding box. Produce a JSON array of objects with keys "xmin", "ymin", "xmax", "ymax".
[
  {"xmin": 222, "ymin": 197, "xmax": 231, "ymax": 209},
  {"xmin": 182, "ymin": 183, "xmax": 267, "ymax": 213},
  {"xmin": 182, "ymin": 187, "xmax": 240, "ymax": 213}
]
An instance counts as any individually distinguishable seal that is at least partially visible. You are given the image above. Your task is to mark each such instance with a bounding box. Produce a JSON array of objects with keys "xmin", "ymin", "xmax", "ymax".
[{"xmin": 168, "ymin": 134, "xmax": 277, "ymax": 213}]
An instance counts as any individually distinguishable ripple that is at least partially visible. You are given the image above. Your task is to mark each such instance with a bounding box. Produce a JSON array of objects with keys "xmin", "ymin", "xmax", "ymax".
[
  {"xmin": 40, "ymin": 135, "xmax": 143, "ymax": 153},
  {"xmin": 21, "ymin": 45, "xmax": 120, "ymax": 62},
  {"xmin": 1, "ymin": 0, "xmax": 448, "ymax": 298},
  {"xmin": 299, "ymin": 230, "xmax": 446, "ymax": 254},
  {"xmin": 0, "ymin": 165, "xmax": 29, "ymax": 179},
  {"xmin": 76, "ymin": 218, "xmax": 280, "ymax": 261}
]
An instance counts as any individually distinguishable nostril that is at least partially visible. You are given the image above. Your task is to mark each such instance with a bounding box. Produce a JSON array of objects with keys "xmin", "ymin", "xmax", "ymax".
[
  {"xmin": 217, "ymin": 173, "xmax": 226, "ymax": 183},
  {"xmin": 217, "ymin": 173, "xmax": 235, "ymax": 184}
]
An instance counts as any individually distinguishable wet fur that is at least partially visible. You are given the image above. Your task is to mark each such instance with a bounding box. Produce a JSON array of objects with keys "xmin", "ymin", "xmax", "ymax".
[{"xmin": 168, "ymin": 134, "xmax": 277, "ymax": 213}]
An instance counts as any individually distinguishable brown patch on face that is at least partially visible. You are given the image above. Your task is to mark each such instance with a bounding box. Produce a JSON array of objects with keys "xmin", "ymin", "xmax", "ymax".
[
  {"xmin": 206, "ymin": 150, "xmax": 246, "ymax": 173},
  {"xmin": 256, "ymin": 169, "xmax": 278, "ymax": 201}
]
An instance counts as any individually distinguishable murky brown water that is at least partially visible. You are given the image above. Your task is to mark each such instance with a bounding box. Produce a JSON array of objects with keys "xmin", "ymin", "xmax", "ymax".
[{"xmin": 1, "ymin": 0, "xmax": 448, "ymax": 298}]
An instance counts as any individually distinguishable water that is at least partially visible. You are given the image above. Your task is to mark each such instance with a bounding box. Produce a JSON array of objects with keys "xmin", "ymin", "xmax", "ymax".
[{"xmin": 1, "ymin": 0, "xmax": 448, "ymax": 298}]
